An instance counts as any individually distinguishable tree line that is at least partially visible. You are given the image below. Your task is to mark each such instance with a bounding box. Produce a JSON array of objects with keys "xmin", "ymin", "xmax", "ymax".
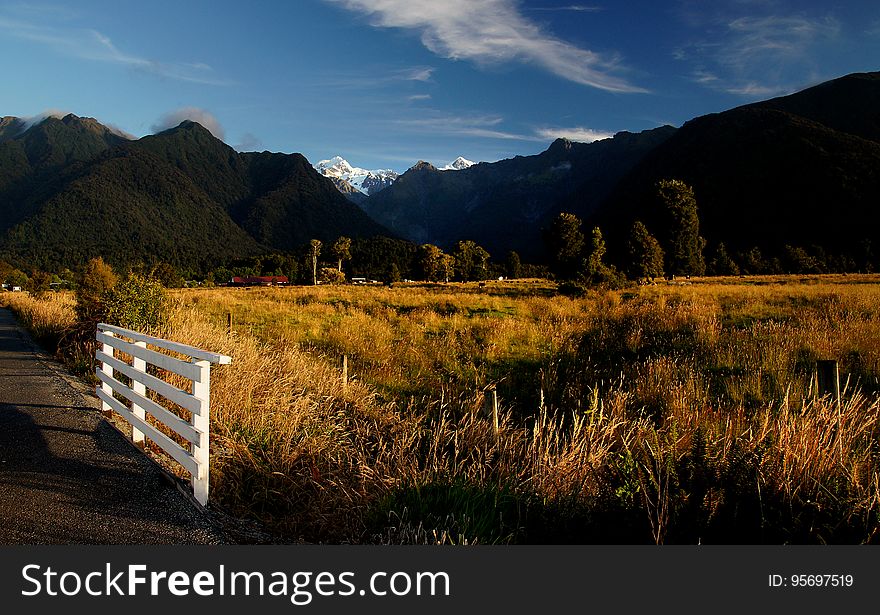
[
  {"xmin": 544, "ymin": 178, "xmax": 879, "ymax": 288},
  {"xmin": 3, "ymin": 177, "xmax": 876, "ymax": 293}
]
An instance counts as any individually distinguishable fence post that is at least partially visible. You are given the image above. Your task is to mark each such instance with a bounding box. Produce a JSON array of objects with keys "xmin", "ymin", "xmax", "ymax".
[
  {"xmin": 100, "ymin": 332, "xmax": 115, "ymax": 418},
  {"xmin": 815, "ymin": 360, "xmax": 840, "ymax": 407},
  {"xmin": 342, "ymin": 354, "xmax": 348, "ymax": 391},
  {"xmin": 131, "ymin": 341, "xmax": 147, "ymax": 447},
  {"xmin": 191, "ymin": 360, "xmax": 211, "ymax": 506}
]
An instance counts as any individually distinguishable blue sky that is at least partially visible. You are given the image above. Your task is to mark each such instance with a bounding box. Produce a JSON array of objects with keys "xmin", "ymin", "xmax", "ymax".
[{"xmin": 1, "ymin": 0, "xmax": 878, "ymax": 172}]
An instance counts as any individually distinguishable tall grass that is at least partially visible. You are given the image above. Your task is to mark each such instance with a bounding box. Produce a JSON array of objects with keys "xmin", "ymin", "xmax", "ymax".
[{"xmin": 2, "ymin": 275, "xmax": 879, "ymax": 544}]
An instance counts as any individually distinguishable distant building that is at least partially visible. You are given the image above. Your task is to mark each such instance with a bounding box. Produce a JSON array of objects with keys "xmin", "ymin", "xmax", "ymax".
[{"xmin": 229, "ymin": 276, "xmax": 289, "ymax": 287}]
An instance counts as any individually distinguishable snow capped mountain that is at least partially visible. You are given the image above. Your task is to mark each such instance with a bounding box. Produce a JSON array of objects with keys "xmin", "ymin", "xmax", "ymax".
[
  {"xmin": 314, "ymin": 156, "xmax": 398, "ymax": 196},
  {"xmin": 440, "ymin": 156, "xmax": 475, "ymax": 171}
]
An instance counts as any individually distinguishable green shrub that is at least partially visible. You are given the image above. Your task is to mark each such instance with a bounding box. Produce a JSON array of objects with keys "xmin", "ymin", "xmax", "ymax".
[
  {"xmin": 103, "ymin": 273, "xmax": 168, "ymax": 332},
  {"xmin": 319, "ymin": 267, "xmax": 346, "ymax": 285}
]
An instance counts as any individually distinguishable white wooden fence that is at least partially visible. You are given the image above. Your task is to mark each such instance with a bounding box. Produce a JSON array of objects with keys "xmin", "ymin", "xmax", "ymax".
[{"xmin": 94, "ymin": 323, "xmax": 231, "ymax": 506}]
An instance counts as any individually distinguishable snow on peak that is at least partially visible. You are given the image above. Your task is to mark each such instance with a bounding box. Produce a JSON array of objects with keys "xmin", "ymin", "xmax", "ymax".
[
  {"xmin": 316, "ymin": 156, "xmax": 354, "ymax": 176},
  {"xmin": 314, "ymin": 156, "xmax": 398, "ymax": 196},
  {"xmin": 440, "ymin": 156, "xmax": 475, "ymax": 171}
]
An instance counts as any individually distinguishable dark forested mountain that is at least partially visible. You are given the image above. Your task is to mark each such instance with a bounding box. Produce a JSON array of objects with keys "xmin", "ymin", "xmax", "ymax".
[
  {"xmin": 0, "ymin": 115, "xmax": 389, "ymax": 272},
  {"xmin": 362, "ymin": 127, "xmax": 676, "ymax": 260},
  {"xmin": 591, "ymin": 71, "xmax": 880, "ymax": 264}
]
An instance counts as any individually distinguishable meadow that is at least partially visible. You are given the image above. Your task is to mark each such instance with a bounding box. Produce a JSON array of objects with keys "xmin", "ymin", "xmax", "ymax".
[{"xmin": 3, "ymin": 275, "xmax": 880, "ymax": 544}]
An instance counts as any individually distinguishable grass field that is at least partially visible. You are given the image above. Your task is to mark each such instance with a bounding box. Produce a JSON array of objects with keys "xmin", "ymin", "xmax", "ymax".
[{"xmin": 3, "ymin": 274, "xmax": 880, "ymax": 544}]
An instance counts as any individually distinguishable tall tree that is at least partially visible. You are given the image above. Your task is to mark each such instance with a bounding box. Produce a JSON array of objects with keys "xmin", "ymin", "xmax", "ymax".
[
  {"xmin": 418, "ymin": 244, "xmax": 447, "ymax": 282},
  {"xmin": 452, "ymin": 240, "xmax": 490, "ymax": 281},
  {"xmin": 440, "ymin": 253, "xmax": 455, "ymax": 282},
  {"xmin": 582, "ymin": 226, "xmax": 624, "ymax": 287},
  {"xmin": 543, "ymin": 212, "xmax": 585, "ymax": 280},
  {"xmin": 309, "ymin": 239, "xmax": 322, "ymax": 286},
  {"xmin": 656, "ymin": 179, "xmax": 706, "ymax": 277},
  {"xmin": 505, "ymin": 251, "xmax": 522, "ymax": 279},
  {"xmin": 627, "ymin": 220, "xmax": 665, "ymax": 280},
  {"xmin": 585, "ymin": 227, "xmax": 607, "ymax": 278},
  {"xmin": 331, "ymin": 236, "xmax": 352, "ymax": 273}
]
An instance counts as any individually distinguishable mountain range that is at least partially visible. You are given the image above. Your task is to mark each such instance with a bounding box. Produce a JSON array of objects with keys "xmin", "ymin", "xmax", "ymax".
[
  {"xmin": 0, "ymin": 116, "xmax": 387, "ymax": 272},
  {"xmin": 314, "ymin": 156, "xmax": 399, "ymax": 199},
  {"xmin": 0, "ymin": 70, "xmax": 877, "ymax": 275},
  {"xmin": 313, "ymin": 155, "xmax": 476, "ymax": 205},
  {"xmin": 590, "ymin": 71, "xmax": 880, "ymax": 265},
  {"xmin": 359, "ymin": 70, "xmax": 880, "ymax": 266}
]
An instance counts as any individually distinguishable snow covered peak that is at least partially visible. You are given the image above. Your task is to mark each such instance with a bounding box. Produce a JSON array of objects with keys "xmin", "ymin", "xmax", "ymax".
[
  {"xmin": 314, "ymin": 156, "xmax": 398, "ymax": 196},
  {"xmin": 316, "ymin": 156, "xmax": 355, "ymax": 176},
  {"xmin": 440, "ymin": 156, "xmax": 475, "ymax": 171}
]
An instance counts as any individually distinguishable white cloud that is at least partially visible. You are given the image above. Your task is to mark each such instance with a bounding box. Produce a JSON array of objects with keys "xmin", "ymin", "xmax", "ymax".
[
  {"xmin": 21, "ymin": 109, "xmax": 70, "ymax": 129},
  {"xmin": 151, "ymin": 108, "xmax": 226, "ymax": 140},
  {"xmin": 534, "ymin": 126, "xmax": 612, "ymax": 142},
  {"xmin": 324, "ymin": 0, "xmax": 645, "ymax": 93},
  {"xmin": 407, "ymin": 94, "xmax": 432, "ymax": 101}
]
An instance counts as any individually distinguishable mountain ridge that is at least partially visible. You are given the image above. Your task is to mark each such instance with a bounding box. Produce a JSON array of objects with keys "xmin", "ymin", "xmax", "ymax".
[{"xmin": 0, "ymin": 116, "xmax": 390, "ymax": 272}]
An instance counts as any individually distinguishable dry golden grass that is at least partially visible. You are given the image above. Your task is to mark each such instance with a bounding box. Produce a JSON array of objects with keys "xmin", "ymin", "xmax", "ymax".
[{"xmin": 3, "ymin": 275, "xmax": 879, "ymax": 544}]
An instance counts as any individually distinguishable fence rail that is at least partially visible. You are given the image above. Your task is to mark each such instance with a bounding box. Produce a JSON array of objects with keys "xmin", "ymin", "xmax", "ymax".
[{"xmin": 95, "ymin": 323, "xmax": 231, "ymax": 505}]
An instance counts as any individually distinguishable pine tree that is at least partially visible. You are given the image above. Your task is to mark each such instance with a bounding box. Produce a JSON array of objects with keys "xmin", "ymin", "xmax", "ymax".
[
  {"xmin": 627, "ymin": 220, "xmax": 665, "ymax": 280},
  {"xmin": 708, "ymin": 242, "xmax": 740, "ymax": 276},
  {"xmin": 656, "ymin": 179, "xmax": 706, "ymax": 277},
  {"xmin": 543, "ymin": 212, "xmax": 585, "ymax": 280},
  {"xmin": 505, "ymin": 251, "xmax": 522, "ymax": 279},
  {"xmin": 582, "ymin": 226, "xmax": 624, "ymax": 287}
]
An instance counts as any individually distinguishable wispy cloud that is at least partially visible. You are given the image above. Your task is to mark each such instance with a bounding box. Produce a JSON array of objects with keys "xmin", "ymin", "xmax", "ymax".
[
  {"xmin": 324, "ymin": 0, "xmax": 645, "ymax": 93},
  {"xmin": 392, "ymin": 113, "xmax": 541, "ymax": 141},
  {"xmin": 676, "ymin": 9, "xmax": 840, "ymax": 97},
  {"xmin": 0, "ymin": 14, "xmax": 231, "ymax": 85},
  {"xmin": 527, "ymin": 5, "xmax": 604, "ymax": 12},
  {"xmin": 723, "ymin": 82, "xmax": 785, "ymax": 97},
  {"xmin": 388, "ymin": 111, "xmax": 614, "ymax": 144},
  {"xmin": 722, "ymin": 15, "xmax": 840, "ymax": 69},
  {"xmin": 314, "ymin": 65, "xmax": 435, "ymax": 90},
  {"xmin": 151, "ymin": 108, "xmax": 225, "ymax": 140},
  {"xmin": 235, "ymin": 132, "xmax": 263, "ymax": 152},
  {"xmin": 399, "ymin": 66, "xmax": 435, "ymax": 82},
  {"xmin": 534, "ymin": 126, "xmax": 612, "ymax": 142},
  {"xmin": 407, "ymin": 94, "xmax": 432, "ymax": 101}
]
